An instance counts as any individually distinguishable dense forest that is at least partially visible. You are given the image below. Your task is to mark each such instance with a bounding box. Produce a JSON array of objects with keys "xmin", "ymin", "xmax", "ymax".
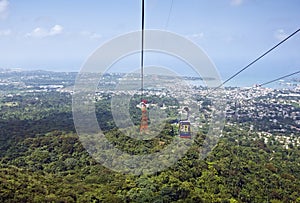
[{"xmin": 0, "ymin": 91, "xmax": 300, "ymax": 202}]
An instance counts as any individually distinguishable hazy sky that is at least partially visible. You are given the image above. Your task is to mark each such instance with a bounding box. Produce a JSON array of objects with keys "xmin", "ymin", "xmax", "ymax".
[{"xmin": 0, "ymin": 0, "xmax": 299, "ymax": 85}]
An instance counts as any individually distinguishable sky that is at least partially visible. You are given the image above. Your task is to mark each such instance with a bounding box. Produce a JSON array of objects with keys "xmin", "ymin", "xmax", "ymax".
[{"xmin": 0, "ymin": 0, "xmax": 299, "ymax": 86}]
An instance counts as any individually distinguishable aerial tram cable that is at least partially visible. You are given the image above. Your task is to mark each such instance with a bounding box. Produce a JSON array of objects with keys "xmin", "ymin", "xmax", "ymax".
[
  {"xmin": 208, "ymin": 28, "xmax": 300, "ymax": 94},
  {"xmin": 138, "ymin": 0, "xmax": 191, "ymax": 137},
  {"xmin": 258, "ymin": 70, "xmax": 300, "ymax": 87},
  {"xmin": 139, "ymin": 0, "xmax": 149, "ymax": 132},
  {"xmin": 165, "ymin": 0, "xmax": 174, "ymax": 30},
  {"xmin": 141, "ymin": 0, "xmax": 145, "ymax": 99},
  {"xmin": 163, "ymin": 0, "xmax": 192, "ymax": 138}
]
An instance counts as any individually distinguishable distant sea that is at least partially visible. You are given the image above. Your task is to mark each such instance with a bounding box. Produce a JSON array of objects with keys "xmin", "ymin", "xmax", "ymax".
[{"xmin": 21, "ymin": 63, "xmax": 300, "ymax": 89}]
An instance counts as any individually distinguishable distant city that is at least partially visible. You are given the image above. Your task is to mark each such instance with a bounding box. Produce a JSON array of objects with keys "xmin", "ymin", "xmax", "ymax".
[{"xmin": 1, "ymin": 68, "xmax": 299, "ymax": 149}]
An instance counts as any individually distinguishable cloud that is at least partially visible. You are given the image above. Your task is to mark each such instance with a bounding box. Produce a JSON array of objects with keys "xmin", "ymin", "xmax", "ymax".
[
  {"xmin": 230, "ymin": 0, "xmax": 244, "ymax": 6},
  {"xmin": 0, "ymin": 0, "xmax": 9, "ymax": 19},
  {"xmin": 0, "ymin": 29, "xmax": 11, "ymax": 36},
  {"xmin": 27, "ymin": 27, "xmax": 48, "ymax": 38},
  {"xmin": 49, "ymin": 25, "xmax": 63, "ymax": 36},
  {"xmin": 186, "ymin": 32, "xmax": 205, "ymax": 41},
  {"xmin": 80, "ymin": 30, "xmax": 101, "ymax": 40},
  {"xmin": 26, "ymin": 24, "xmax": 64, "ymax": 38},
  {"xmin": 274, "ymin": 29, "xmax": 289, "ymax": 41}
]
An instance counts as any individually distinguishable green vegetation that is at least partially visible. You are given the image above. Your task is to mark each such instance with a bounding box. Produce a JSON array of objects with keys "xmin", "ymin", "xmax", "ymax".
[{"xmin": 0, "ymin": 92, "xmax": 300, "ymax": 202}]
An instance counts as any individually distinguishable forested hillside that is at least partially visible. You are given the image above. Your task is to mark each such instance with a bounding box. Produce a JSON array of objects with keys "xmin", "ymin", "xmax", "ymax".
[{"xmin": 0, "ymin": 91, "xmax": 299, "ymax": 202}]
